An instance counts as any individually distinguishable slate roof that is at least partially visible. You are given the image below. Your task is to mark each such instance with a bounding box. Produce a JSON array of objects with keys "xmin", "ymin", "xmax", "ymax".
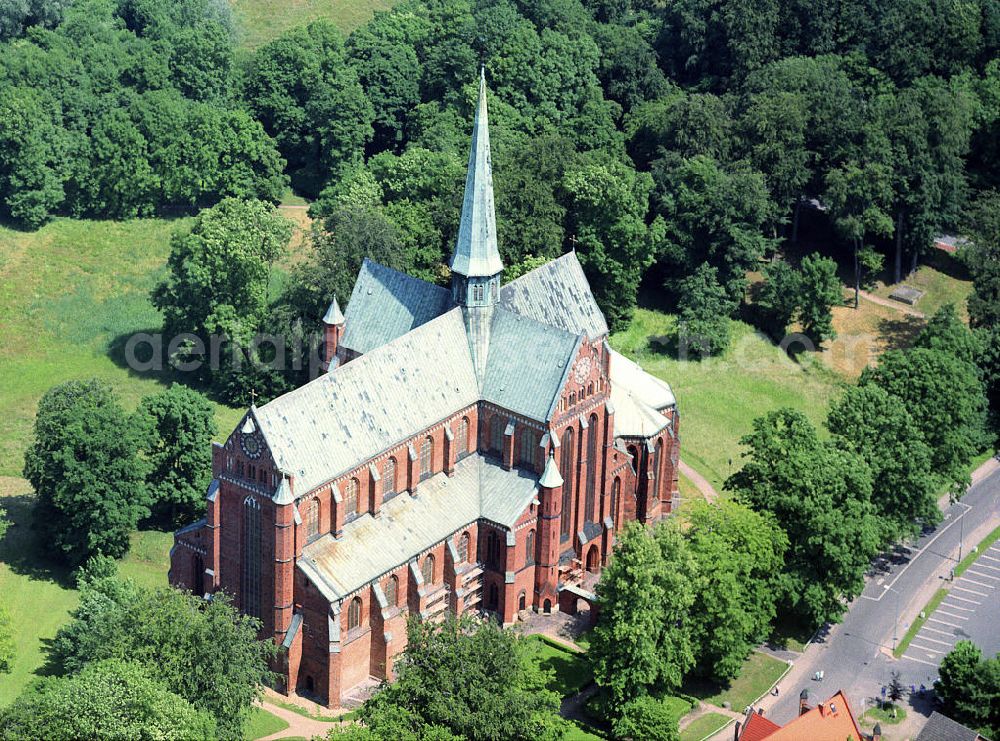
[
  {"xmin": 298, "ymin": 454, "xmax": 538, "ymax": 601},
  {"xmin": 255, "ymin": 308, "xmax": 478, "ymax": 494},
  {"xmin": 609, "ymin": 348, "xmax": 675, "ymax": 437},
  {"xmin": 450, "ymin": 67, "xmax": 503, "ymax": 278},
  {"xmin": 340, "ymin": 259, "xmax": 454, "ymax": 355},
  {"xmin": 499, "ymin": 252, "xmax": 609, "ymax": 339},
  {"xmin": 916, "ymin": 712, "xmax": 983, "ymax": 741},
  {"xmin": 482, "ymin": 308, "xmax": 580, "ymax": 421}
]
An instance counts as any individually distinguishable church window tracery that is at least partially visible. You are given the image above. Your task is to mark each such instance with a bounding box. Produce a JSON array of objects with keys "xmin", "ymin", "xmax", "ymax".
[
  {"xmin": 422, "ymin": 553, "xmax": 435, "ymax": 584},
  {"xmin": 385, "ymin": 575, "xmax": 398, "ymax": 607},
  {"xmin": 457, "ymin": 417, "xmax": 469, "ymax": 458},
  {"xmin": 526, "ymin": 529, "xmax": 535, "ymax": 565},
  {"xmin": 345, "ymin": 478, "xmax": 359, "ymax": 515},
  {"xmin": 383, "ymin": 457, "xmax": 396, "ymax": 498},
  {"xmin": 560, "ymin": 428, "xmax": 574, "ymax": 538},
  {"xmin": 347, "ymin": 597, "xmax": 362, "ymax": 631},
  {"xmin": 420, "ymin": 437, "xmax": 432, "ymax": 479},
  {"xmin": 241, "ymin": 496, "xmax": 262, "ymax": 619},
  {"xmin": 306, "ymin": 497, "xmax": 320, "ymax": 539}
]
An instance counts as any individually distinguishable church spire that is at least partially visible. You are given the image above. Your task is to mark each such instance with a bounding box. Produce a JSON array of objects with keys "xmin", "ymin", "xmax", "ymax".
[{"xmin": 449, "ymin": 66, "xmax": 503, "ymax": 278}]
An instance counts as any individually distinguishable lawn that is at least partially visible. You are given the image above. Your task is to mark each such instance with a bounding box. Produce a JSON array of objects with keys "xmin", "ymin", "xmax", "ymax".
[
  {"xmin": 0, "ymin": 478, "xmax": 177, "ymax": 706},
  {"xmin": 610, "ymin": 310, "xmax": 845, "ymax": 490},
  {"xmin": 894, "ymin": 588, "xmax": 948, "ymax": 658},
  {"xmin": 528, "ymin": 635, "xmax": 592, "ymax": 697},
  {"xmin": 230, "ymin": 0, "xmax": 398, "ymax": 48},
  {"xmin": 861, "ymin": 703, "xmax": 907, "ymax": 726},
  {"xmin": 0, "ymin": 218, "xmax": 243, "ymax": 479},
  {"xmin": 0, "ymin": 216, "xmax": 249, "ymax": 705},
  {"xmin": 684, "ymin": 652, "xmax": 788, "ymax": 712},
  {"xmin": 245, "ymin": 706, "xmax": 290, "ymax": 740},
  {"xmin": 869, "ymin": 249, "xmax": 973, "ymax": 321},
  {"xmin": 680, "ymin": 712, "xmax": 733, "ymax": 741}
]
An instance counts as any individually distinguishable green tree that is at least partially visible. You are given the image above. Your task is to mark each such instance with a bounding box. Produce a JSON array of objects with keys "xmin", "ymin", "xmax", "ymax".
[
  {"xmin": 823, "ymin": 161, "xmax": 894, "ymax": 309},
  {"xmin": 913, "ymin": 304, "xmax": 982, "ymax": 366},
  {"xmin": 654, "ymin": 155, "xmax": 775, "ymax": 309},
  {"xmin": 243, "ymin": 20, "xmax": 374, "ymax": 195},
  {"xmin": 590, "ymin": 522, "xmax": 696, "ymax": 706},
  {"xmin": 675, "ymin": 264, "xmax": 734, "ymax": 357},
  {"xmin": 0, "ymin": 604, "xmax": 13, "ymax": 674},
  {"xmin": 358, "ymin": 614, "xmax": 564, "ymax": 741},
  {"xmin": 50, "ymin": 576, "xmax": 277, "ymax": 739},
  {"xmin": 937, "ymin": 641, "xmax": 1000, "ymax": 738},
  {"xmin": 151, "ymin": 198, "xmax": 292, "ymax": 399},
  {"xmin": 796, "ymin": 253, "xmax": 842, "ymax": 344},
  {"xmin": 22, "ymin": 380, "xmax": 149, "ymax": 568},
  {"xmin": 683, "ymin": 500, "xmax": 787, "ymax": 680},
  {"xmin": 827, "ymin": 385, "xmax": 938, "ymax": 540},
  {"xmin": 861, "ymin": 347, "xmax": 989, "ymax": 493},
  {"xmin": 0, "ymin": 0, "xmax": 71, "ymax": 40},
  {"xmin": 965, "ymin": 190, "xmax": 1000, "ymax": 329},
  {"xmin": 755, "ymin": 259, "xmax": 801, "ymax": 339},
  {"xmin": 133, "ymin": 385, "xmax": 217, "ymax": 528},
  {"xmin": 726, "ymin": 409, "xmax": 881, "ymax": 627},
  {"xmin": 0, "ymin": 659, "xmax": 216, "ymax": 739},
  {"xmin": 564, "ymin": 161, "xmax": 658, "ymax": 330},
  {"xmin": 611, "ymin": 695, "xmax": 680, "ymax": 741}
]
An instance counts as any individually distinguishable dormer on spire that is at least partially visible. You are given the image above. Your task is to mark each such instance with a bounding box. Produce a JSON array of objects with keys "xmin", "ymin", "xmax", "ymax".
[
  {"xmin": 450, "ymin": 66, "xmax": 503, "ymax": 282},
  {"xmin": 321, "ymin": 295, "xmax": 345, "ymax": 371}
]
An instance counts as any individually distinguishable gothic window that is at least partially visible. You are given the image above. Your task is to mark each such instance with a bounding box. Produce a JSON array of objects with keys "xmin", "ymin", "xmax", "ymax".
[
  {"xmin": 456, "ymin": 417, "xmax": 470, "ymax": 458},
  {"xmin": 422, "ymin": 554, "xmax": 435, "ymax": 584},
  {"xmin": 385, "ymin": 575, "xmax": 398, "ymax": 607},
  {"xmin": 652, "ymin": 439, "xmax": 662, "ymax": 499},
  {"xmin": 473, "ymin": 284, "xmax": 484, "ymax": 302},
  {"xmin": 348, "ymin": 596, "xmax": 362, "ymax": 631},
  {"xmin": 458, "ymin": 531, "xmax": 470, "ymax": 563},
  {"xmin": 518, "ymin": 427, "xmax": 536, "ymax": 468},
  {"xmin": 628, "ymin": 445, "xmax": 640, "ymax": 475},
  {"xmin": 585, "ymin": 414, "xmax": 599, "ymax": 522},
  {"xmin": 611, "ymin": 477, "xmax": 621, "ymax": 525},
  {"xmin": 587, "ymin": 382, "xmax": 594, "ymax": 397},
  {"xmin": 306, "ymin": 497, "xmax": 320, "ymax": 539},
  {"xmin": 489, "ymin": 416, "xmax": 503, "ymax": 454},
  {"xmin": 383, "ymin": 457, "xmax": 396, "ymax": 498},
  {"xmin": 486, "ymin": 530, "xmax": 499, "ymax": 568},
  {"xmin": 560, "ymin": 427, "xmax": 574, "ymax": 538},
  {"xmin": 525, "ymin": 529, "xmax": 536, "ymax": 566},
  {"xmin": 420, "ymin": 437, "xmax": 432, "ymax": 479},
  {"xmin": 489, "ymin": 583, "xmax": 499, "ymax": 609},
  {"xmin": 569, "ymin": 391, "xmax": 576, "ymax": 406},
  {"xmin": 491, "ymin": 280, "xmax": 497, "ymax": 301},
  {"xmin": 241, "ymin": 496, "xmax": 262, "ymax": 619},
  {"xmin": 344, "ymin": 478, "xmax": 359, "ymax": 515}
]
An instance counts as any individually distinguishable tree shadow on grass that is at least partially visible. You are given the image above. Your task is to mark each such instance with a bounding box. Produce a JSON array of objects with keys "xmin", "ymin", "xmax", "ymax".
[
  {"xmin": 0, "ymin": 493, "xmax": 75, "ymax": 590},
  {"xmin": 877, "ymin": 315, "xmax": 926, "ymax": 353}
]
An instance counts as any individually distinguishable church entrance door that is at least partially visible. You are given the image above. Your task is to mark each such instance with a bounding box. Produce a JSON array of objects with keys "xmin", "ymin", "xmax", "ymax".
[{"xmin": 585, "ymin": 544, "xmax": 599, "ymax": 573}]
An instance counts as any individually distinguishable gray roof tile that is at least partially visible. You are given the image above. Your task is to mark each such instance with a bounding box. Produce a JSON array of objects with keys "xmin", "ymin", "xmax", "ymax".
[
  {"xmin": 341, "ymin": 259, "xmax": 454, "ymax": 355},
  {"xmin": 499, "ymin": 252, "xmax": 609, "ymax": 339},
  {"xmin": 255, "ymin": 308, "xmax": 478, "ymax": 494},
  {"xmin": 482, "ymin": 308, "xmax": 580, "ymax": 421}
]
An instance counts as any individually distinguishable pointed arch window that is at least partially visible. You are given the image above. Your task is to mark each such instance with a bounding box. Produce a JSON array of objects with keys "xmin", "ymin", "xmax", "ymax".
[
  {"xmin": 585, "ymin": 414, "xmax": 599, "ymax": 522},
  {"xmin": 526, "ymin": 529, "xmax": 536, "ymax": 566},
  {"xmin": 611, "ymin": 477, "xmax": 621, "ymax": 525},
  {"xmin": 420, "ymin": 437, "xmax": 433, "ymax": 479},
  {"xmin": 458, "ymin": 531, "xmax": 470, "ymax": 563},
  {"xmin": 560, "ymin": 427, "xmax": 574, "ymax": 538},
  {"xmin": 383, "ymin": 457, "xmax": 396, "ymax": 498},
  {"xmin": 347, "ymin": 596, "xmax": 362, "ymax": 631},
  {"xmin": 652, "ymin": 439, "xmax": 663, "ymax": 499},
  {"xmin": 518, "ymin": 427, "xmax": 536, "ymax": 468},
  {"xmin": 344, "ymin": 478, "xmax": 359, "ymax": 515},
  {"xmin": 489, "ymin": 583, "xmax": 499, "ymax": 609},
  {"xmin": 306, "ymin": 497, "xmax": 320, "ymax": 539},
  {"xmin": 422, "ymin": 553, "xmax": 435, "ymax": 584},
  {"xmin": 456, "ymin": 417, "xmax": 470, "ymax": 458},
  {"xmin": 241, "ymin": 496, "xmax": 262, "ymax": 619},
  {"xmin": 472, "ymin": 283, "xmax": 484, "ymax": 302},
  {"xmin": 385, "ymin": 575, "xmax": 398, "ymax": 607},
  {"xmin": 489, "ymin": 416, "xmax": 503, "ymax": 454}
]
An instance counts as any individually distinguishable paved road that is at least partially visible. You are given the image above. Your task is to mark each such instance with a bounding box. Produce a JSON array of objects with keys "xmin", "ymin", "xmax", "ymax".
[{"xmin": 759, "ymin": 458, "xmax": 1000, "ymax": 726}]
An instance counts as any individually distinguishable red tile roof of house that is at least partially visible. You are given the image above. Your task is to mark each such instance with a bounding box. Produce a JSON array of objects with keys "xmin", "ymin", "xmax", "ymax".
[
  {"xmin": 740, "ymin": 691, "xmax": 864, "ymax": 741},
  {"xmin": 739, "ymin": 710, "xmax": 782, "ymax": 741}
]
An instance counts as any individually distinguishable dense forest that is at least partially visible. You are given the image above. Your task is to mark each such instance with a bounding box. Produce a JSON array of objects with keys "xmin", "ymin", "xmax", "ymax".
[{"xmin": 1, "ymin": 0, "xmax": 999, "ymax": 383}]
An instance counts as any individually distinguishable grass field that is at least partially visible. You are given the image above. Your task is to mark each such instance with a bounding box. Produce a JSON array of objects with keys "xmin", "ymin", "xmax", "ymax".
[
  {"xmin": 230, "ymin": 0, "xmax": 397, "ymax": 48},
  {"xmin": 0, "ymin": 218, "xmax": 244, "ymax": 479},
  {"xmin": 0, "ymin": 478, "xmax": 176, "ymax": 706},
  {"xmin": 529, "ymin": 635, "xmax": 592, "ymax": 698},
  {"xmin": 680, "ymin": 712, "xmax": 733, "ymax": 741},
  {"xmin": 869, "ymin": 249, "xmax": 973, "ymax": 321},
  {"xmin": 610, "ymin": 310, "xmax": 845, "ymax": 490},
  {"xmin": 245, "ymin": 706, "xmax": 290, "ymax": 740},
  {"xmin": 860, "ymin": 703, "xmax": 906, "ymax": 726},
  {"xmin": 684, "ymin": 652, "xmax": 789, "ymax": 712}
]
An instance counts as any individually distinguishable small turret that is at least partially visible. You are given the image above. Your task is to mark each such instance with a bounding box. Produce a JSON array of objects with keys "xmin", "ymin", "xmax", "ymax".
[{"xmin": 322, "ymin": 296, "xmax": 345, "ymax": 371}]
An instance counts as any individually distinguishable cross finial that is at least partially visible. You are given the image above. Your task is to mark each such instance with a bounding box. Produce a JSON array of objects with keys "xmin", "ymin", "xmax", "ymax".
[
  {"xmin": 568, "ymin": 234, "xmax": 579, "ymax": 251},
  {"xmin": 249, "ymin": 388, "xmax": 258, "ymax": 407}
]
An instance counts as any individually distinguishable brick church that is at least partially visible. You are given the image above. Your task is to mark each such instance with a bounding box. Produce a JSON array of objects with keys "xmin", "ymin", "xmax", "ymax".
[{"xmin": 169, "ymin": 70, "xmax": 681, "ymax": 706}]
